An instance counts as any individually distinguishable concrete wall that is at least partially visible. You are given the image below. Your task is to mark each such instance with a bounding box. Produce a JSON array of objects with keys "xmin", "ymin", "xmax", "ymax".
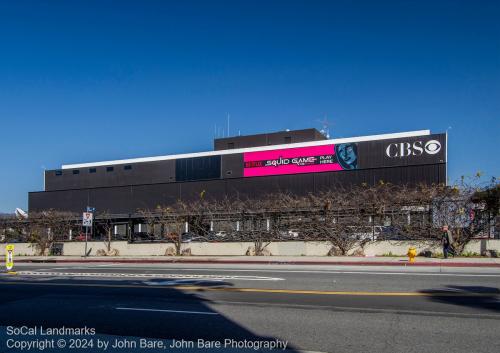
[
  {"xmin": 1, "ymin": 243, "xmax": 37, "ymax": 256},
  {"xmin": 2, "ymin": 239, "xmax": 500, "ymax": 257}
]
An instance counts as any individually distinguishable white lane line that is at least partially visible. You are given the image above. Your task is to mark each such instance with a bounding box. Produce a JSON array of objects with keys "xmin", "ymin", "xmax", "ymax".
[
  {"xmin": 31, "ymin": 265, "xmax": 123, "ymax": 270},
  {"xmin": 314, "ymin": 271, "xmax": 500, "ymax": 277},
  {"xmin": 15, "ymin": 271, "xmax": 284, "ymax": 281},
  {"xmin": 115, "ymin": 307, "xmax": 219, "ymax": 315},
  {"xmin": 76, "ymin": 267, "xmax": 500, "ymax": 277},
  {"xmin": 46, "ymin": 267, "xmax": 92, "ymax": 270}
]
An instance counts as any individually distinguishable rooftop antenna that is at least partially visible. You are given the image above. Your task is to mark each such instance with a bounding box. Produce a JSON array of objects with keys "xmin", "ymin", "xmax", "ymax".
[
  {"xmin": 317, "ymin": 115, "xmax": 331, "ymax": 139},
  {"xmin": 227, "ymin": 113, "xmax": 230, "ymax": 137}
]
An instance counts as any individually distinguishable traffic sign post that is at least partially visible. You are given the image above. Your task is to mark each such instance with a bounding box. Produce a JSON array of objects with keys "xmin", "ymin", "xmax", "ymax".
[
  {"xmin": 5, "ymin": 244, "xmax": 14, "ymax": 271},
  {"xmin": 82, "ymin": 212, "xmax": 93, "ymax": 227},
  {"xmin": 82, "ymin": 211, "xmax": 94, "ymax": 257}
]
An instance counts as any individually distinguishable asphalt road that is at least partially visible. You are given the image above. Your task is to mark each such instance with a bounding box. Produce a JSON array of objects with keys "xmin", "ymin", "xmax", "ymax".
[{"xmin": 1, "ymin": 262, "xmax": 499, "ymax": 353}]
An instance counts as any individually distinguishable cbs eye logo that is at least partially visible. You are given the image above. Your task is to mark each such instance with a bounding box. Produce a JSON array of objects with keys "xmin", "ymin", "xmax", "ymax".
[
  {"xmin": 424, "ymin": 140, "xmax": 441, "ymax": 155},
  {"xmin": 386, "ymin": 140, "xmax": 442, "ymax": 158}
]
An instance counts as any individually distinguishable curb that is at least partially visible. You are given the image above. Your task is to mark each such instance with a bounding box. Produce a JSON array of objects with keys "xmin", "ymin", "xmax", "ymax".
[{"xmin": 14, "ymin": 258, "xmax": 500, "ymax": 268}]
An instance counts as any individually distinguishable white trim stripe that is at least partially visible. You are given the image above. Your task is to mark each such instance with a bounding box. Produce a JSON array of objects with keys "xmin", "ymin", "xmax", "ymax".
[{"xmin": 61, "ymin": 130, "xmax": 431, "ymax": 169}]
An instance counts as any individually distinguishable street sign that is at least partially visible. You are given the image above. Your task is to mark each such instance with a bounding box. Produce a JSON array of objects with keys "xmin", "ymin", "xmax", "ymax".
[
  {"xmin": 82, "ymin": 212, "xmax": 93, "ymax": 227},
  {"xmin": 5, "ymin": 244, "xmax": 14, "ymax": 271},
  {"xmin": 86, "ymin": 206, "xmax": 96, "ymax": 213}
]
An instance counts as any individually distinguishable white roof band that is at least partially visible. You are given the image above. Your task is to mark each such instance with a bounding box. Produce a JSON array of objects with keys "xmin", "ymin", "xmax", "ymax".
[{"xmin": 61, "ymin": 130, "xmax": 431, "ymax": 169}]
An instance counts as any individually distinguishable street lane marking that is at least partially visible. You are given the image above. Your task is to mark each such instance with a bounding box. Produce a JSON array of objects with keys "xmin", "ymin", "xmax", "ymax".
[
  {"xmin": 176, "ymin": 286, "xmax": 500, "ymax": 297},
  {"xmin": 308, "ymin": 270, "xmax": 500, "ymax": 277},
  {"xmin": 14, "ymin": 271, "xmax": 284, "ymax": 281},
  {"xmin": 210, "ymin": 300, "xmax": 500, "ymax": 319},
  {"xmin": 0, "ymin": 281, "xmax": 497, "ymax": 297},
  {"xmin": 57, "ymin": 267, "xmax": 500, "ymax": 277},
  {"xmin": 116, "ymin": 307, "xmax": 219, "ymax": 315}
]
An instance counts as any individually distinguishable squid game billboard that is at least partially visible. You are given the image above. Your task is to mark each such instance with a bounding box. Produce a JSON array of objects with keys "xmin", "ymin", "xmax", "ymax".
[{"xmin": 243, "ymin": 143, "xmax": 358, "ymax": 177}]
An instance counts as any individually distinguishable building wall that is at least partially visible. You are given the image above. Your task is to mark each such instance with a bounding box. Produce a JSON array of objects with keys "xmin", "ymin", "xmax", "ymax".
[
  {"xmin": 214, "ymin": 128, "xmax": 326, "ymax": 150},
  {"xmin": 30, "ymin": 164, "xmax": 445, "ymax": 213},
  {"xmin": 3, "ymin": 240, "xmax": 499, "ymax": 257},
  {"xmin": 32, "ymin": 132, "xmax": 446, "ymax": 213},
  {"xmin": 45, "ymin": 160, "xmax": 176, "ymax": 190},
  {"xmin": 44, "ymin": 133, "xmax": 446, "ymax": 191}
]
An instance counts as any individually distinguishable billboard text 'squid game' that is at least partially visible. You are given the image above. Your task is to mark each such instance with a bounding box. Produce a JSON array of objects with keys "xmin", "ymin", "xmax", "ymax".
[{"xmin": 243, "ymin": 144, "xmax": 358, "ymax": 177}]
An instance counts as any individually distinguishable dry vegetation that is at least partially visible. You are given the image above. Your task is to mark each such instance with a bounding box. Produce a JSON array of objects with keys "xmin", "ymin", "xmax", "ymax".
[{"xmin": 1, "ymin": 177, "xmax": 498, "ymax": 256}]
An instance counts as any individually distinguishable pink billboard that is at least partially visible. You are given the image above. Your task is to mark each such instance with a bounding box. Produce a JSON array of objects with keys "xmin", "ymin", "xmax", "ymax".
[{"xmin": 243, "ymin": 144, "xmax": 348, "ymax": 177}]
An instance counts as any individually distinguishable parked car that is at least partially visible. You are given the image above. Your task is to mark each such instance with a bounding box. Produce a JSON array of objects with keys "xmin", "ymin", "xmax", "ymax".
[
  {"xmin": 375, "ymin": 226, "xmax": 409, "ymax": 240},
  {"xmin": 181, "ymin": 232, "xmax": 208, "ymax": 243},
  {"xmin": 75, "ymin": 233, "xmax": 91, "ymax": 241},
  {"xmin": 112, "ymin": 233, "xmax": 128, "ymax": 241},
  {"xmin": 215, "ymin": 231, "xmax": 227, "ymax": 238},
  {"xmin": 345, "ymin": 226, "xmax": 377, "ymax": 240},
  {"xmin": 278, "ymin": 230, "xmax": 300, "ymax": 239},
  {"xmin": 205, "ymin": 231, "xmax": 229, "ymax": 241},
  {"xmin": 132, "ymin": 232, "xmax": 156, "ymax": 242},
  {"xmin": 4, "ymin": 237, "xmax": 25, "ymax": 243}
]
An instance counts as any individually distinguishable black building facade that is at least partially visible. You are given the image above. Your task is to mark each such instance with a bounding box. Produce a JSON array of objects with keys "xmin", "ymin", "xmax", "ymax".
[
  {"xmin": 214, "ymin": 128, "xmax": 327, "ymax": 150},
  {"xmin": 29, "ymin": 129, "xmax": 447, "ymax": 214}
]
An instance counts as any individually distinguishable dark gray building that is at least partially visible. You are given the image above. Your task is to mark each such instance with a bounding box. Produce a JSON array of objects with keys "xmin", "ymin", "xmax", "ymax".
[{"xmin": 29, "ymin": 129, "xmax": 447, "ymax": 214}]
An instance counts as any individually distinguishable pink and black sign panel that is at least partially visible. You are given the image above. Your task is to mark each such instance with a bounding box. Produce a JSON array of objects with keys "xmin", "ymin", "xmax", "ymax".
[{"xmin": 243, "ymin": 143, "xmax": 358, "ymax": 177}]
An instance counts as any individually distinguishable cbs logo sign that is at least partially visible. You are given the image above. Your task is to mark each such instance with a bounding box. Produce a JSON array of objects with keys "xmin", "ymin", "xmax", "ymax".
[{"xmin": 386, "ymin": 140, "xmax": 441, "ymax": 158}]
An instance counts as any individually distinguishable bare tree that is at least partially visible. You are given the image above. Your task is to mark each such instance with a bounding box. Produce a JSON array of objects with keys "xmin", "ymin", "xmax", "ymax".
[
  {"xmin": 23, "ymin": 176, "xmax": 498, "ymax": 258},
  {"xmin": 27, "ymin": 210, "xmax": 76, "ymax": 255},
  {"xmin": 97, "ymin": 211, "xmax": 115, "ymax": 252},
  {"xmin": 0, "ymin": 215, "xmax": 23, "ymax": 243},
  {"xmin": 139, "ymin": 201, "xmax": 190, "ymax": 255},
  {"xmin": 431, "ymin": 176, "xmax": 498, "ymax": 254}
]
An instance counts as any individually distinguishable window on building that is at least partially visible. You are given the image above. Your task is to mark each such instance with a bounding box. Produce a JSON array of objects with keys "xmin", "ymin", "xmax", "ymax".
[
  {"xmin": 124, "ymin": 165, "xmax": 132, "ymax": 170},
  {"xmin": 176, "ymin": 156, "xmax": 221, "ymax": 182},
  {"xmin": 113, "ymin": 224, "xmax": 127, "ymax": 240},
  {"xmin": 55, "ymin": 170, "xmax": 63, "ymax": 176},
  {"xmin": 89, "ymin": 168, "xmax": 96, "ymax": 173},
  {"xmin": 284, "ymin": 136, "xmax": 292, "ymax": 144},
  {"xmin": 72, "ymin": 170, "xmax": 80, "ymax": 175},
  {"xmin": 106, "ymin": 166, "xmax": 114, "ymax": 172}
]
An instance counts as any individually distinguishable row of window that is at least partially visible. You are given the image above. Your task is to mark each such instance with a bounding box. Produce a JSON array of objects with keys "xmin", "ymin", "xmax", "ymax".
[{"xmin": 55, "ymin": 165, "xmax": 133, "ymax": 176}]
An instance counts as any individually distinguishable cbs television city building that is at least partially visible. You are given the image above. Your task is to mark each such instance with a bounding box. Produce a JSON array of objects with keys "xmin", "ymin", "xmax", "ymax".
[{"xmin": 29, "ymin": 128, "xmax": 446, "ymax": 219}]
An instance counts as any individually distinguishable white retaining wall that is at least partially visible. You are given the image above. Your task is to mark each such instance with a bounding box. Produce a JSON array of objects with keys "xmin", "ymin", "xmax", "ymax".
[
  {"xmin": 2, "ymin": 239, "xmax": 499, "ymax": 257},
  {"xmin": 1, "ymin": 243, "xmax": 37, "ymax": 256}
]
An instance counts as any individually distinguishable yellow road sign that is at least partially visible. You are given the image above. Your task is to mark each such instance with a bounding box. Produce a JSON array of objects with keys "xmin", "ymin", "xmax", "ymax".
[{"xmin": 5, "ymin": 244, "xmax": 14, "ymax": 271}]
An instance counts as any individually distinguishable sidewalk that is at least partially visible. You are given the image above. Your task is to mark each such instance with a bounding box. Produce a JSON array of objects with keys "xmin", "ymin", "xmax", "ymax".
[{"xmin": 14, "ymin": 255, "xmax": 500, "ymax": 267}]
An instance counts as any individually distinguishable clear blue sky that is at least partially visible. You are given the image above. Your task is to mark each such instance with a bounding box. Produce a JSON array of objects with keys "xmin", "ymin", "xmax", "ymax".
[{"xmin": 0, "ymin": 0, "xmax": 499, "ymax": 212}]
